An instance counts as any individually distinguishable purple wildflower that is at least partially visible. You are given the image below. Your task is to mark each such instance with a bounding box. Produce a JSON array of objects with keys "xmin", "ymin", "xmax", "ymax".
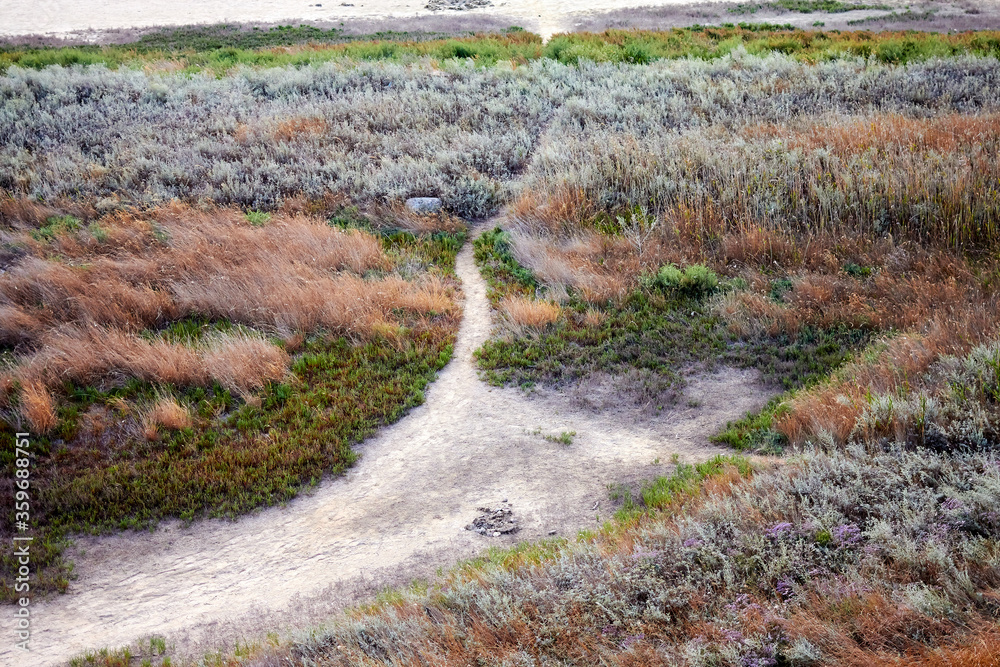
[
  {"xmin": 766, "ymin": 522, "xmax": 793, "ymax": 539},
  {"xmin": 724, "ymin": 629, "xmax": 745, "ymax": 643},
  {"xmin": 942, "ymin": 497, "xmax": 965, "ymax": 511},
  {"xmin": 832, "ymin": 523, "xmax": 862, "ymax": 547}
]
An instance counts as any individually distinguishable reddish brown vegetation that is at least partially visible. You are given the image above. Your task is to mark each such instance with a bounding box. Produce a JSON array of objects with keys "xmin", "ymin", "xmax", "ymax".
[
  {"xmin": 742, "ymin": 112, "xmax": 1000, "ymax": 157},
  {"xmin": 0, "ymin": 202, "xmax": 458, "ymax": 401}
]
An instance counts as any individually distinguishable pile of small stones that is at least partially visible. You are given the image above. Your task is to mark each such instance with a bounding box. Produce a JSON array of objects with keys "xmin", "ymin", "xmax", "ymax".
[{"xmin": 465, "ymin": 501, "xmax": 518, "ymax": 537}]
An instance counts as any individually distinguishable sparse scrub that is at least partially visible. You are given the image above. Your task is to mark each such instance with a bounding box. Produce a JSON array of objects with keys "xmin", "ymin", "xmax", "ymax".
[
  {"xmin": 0, "ymin": 60, "xmax": 557, "ymax": 216},
  {"xmin": 542, "ymin": 430, "xmax": 576, "ymax": 445}
]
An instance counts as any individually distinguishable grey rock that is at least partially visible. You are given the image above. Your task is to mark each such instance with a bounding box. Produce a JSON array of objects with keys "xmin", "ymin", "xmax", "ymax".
[{"xmin": 405, "ymin": 197, "xmax": 443, "ymax": 215}]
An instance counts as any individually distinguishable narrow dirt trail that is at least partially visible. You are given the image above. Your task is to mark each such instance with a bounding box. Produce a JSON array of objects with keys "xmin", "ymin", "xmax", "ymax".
[{"xmin": 7, "ymin": 228, "xmax": 770, "ymax": 666}]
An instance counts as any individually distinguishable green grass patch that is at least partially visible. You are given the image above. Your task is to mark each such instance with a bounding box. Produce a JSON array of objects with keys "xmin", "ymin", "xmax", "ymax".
[
  {"xmin": 542, "ymin": 27, "xmax": 1000, "ymax": 66},
  {"xmin": 30, "ymin": 215, "xmax": 83, "ymax": 242},
  {"xmin": 381, "ymin": 230, "xmax": 466, "ymax": 278},
  {"xmin": 611, "ymin": 454, "xmax": 754, "ymax": 523},
  {"xmin": 244, "ymin": 210, "xmax": 271, "ymax": 226},
  {"xmin": 0, "ymin": 27, "xmax": 542, "ymax": 74},
  {"xmin": 543, "ymin": 430, "xmax": 576, "ymax": 445},
  {"xmin": 732, "ymin": 325, "xmax": 874, "ymax": 391},
  {"xmin": 473, "ymin": 227, "xmax": 539, "ymax": 304},
  {"xmin": 474, "ymin": 228, "xmax": 872, "ymax": 399},
  {"xmin": 475, "ymin": 289, "xmax": 728, "ymax": 393},
  {"xmin": 4, "ymin": 26, "xmax": 999, "ymax": 74},
  {"xmin": 729, "ymin": 1, "xmax": 892, "ymax": 14},
  {"xmin": 712, "ymin": 394, "xmax": 791, "ymax": 453}
]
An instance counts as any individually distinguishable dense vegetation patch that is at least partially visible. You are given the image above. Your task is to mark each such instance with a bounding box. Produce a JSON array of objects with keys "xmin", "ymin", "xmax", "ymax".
[
  {"xmin": 729, "ymin": 1, "xmax": 892, "ymax": 14},
  {"xmin": 3, "ymin": 26, "xmax": 1000, "ymax": 74},
  {"xmin": 0, "ymin": 204, "xmax": 465, "ymax": 600},
  {"xmin": 0, "ymin": 26, "xmax": 540, "ymax": 73}
]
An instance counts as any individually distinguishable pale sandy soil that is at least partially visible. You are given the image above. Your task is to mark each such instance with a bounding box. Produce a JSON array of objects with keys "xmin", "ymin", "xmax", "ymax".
[
  {"xmin": 2, "ymin": 225, "xmax": 773, "ymax": 666},
  {"xmin": 0, "ymin": 0, "xmax": 733, "ymax": 42}
]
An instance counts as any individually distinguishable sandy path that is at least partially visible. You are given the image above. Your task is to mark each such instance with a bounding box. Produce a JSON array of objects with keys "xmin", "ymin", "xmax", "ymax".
[
  {"xmin": 0, "ymin": 0, "xmax": 731, "ymax": 42},
  {"xmin": 4, "ymin": 227, "xmax": 770, "ymax": 666}
]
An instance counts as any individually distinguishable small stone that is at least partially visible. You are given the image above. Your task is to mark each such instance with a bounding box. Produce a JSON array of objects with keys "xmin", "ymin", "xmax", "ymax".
[
  {"xmin": 493, "ymin": 532, "xmax": 501, "ymax": 537},
  {"xmin": 405, "ymin": 197, "xmax": 442, "ymax": 215},
  {"xmin": 548, "ymin": 530, "xmax": 557, "ymax": 535}
]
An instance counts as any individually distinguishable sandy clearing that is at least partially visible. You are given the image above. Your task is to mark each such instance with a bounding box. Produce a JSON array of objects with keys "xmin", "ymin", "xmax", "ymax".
[
  {"xmin": 0, "ymin": 0, "xmax": 733, "ymax": 42},
  {"xmin": 3, "ymin": 225, "xmax": 772, "ymax": 666}
]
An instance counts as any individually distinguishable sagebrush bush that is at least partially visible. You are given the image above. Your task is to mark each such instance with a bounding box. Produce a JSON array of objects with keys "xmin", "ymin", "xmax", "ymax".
[
  {"xmin": 646, "ymin": 264, "xmax": 719, "ymax": 297},
  {"xmin": 4, "ymin": 52, "xmax": 1000, "ymax": 227}
]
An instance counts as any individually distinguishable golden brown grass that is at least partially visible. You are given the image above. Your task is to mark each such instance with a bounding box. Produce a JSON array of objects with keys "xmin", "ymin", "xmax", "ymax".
[
  {"xmin": 0, "ymin": 196, "xmax": 94, "ymax": 229},
  {"xmin": 741, "ymin": 112, "xmax": 1000, "ymax": 158},
  {"xmin": 142, "ymin": 394, "xmax": 192, "ymax": 440},
  {"xmin": 499, "ymin": 296, "xmax": 560, "ymax": 329},
  {"xmin": 782, "ymin": 599, "xmax": 1000, "ymax": 667},
  {"xmin": 272, "ymin": 115, "xmax": 328, "ymax": 143},
  {"xmin": 0, "ymin": 203, "xmax": 461, "ymax": 399},
  {"xmin": 17, "ymin": 325, "xmax": 290, "ymax": 397},
  {"xmin": 19, "ymin": 380, "xmax": 57, "ymax": 433}
]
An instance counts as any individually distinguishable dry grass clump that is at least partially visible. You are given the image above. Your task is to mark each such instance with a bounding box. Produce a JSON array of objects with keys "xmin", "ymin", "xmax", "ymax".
[
  {"xmin": 142, "ymin": 394, "xmax": 192, "ymax": 440},
  {"xmin": 0, "ymin": 201, "xmax": 460, "ymax": 431},
  {"xmin": 18, "ymin": 325, "xmax": 290, "ymax": 398},
  {"xmin": 18, "ymin": 380, "xmax": 57, "ymax": 433},
  {"xmin": 271, "ymin": 115, "xmax": 328, "ymax": 143},
  {"xmin": 499, "ymin": 296, "xmax": 560, "ymax": 330}
]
